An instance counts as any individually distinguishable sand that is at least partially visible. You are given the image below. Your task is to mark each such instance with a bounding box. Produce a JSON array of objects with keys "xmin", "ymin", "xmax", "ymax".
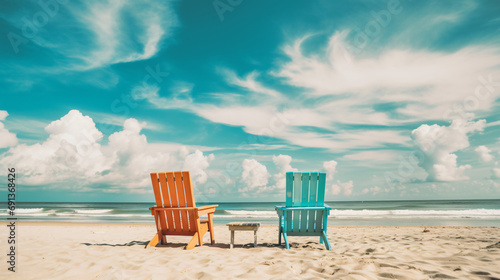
[{"xmin": 1, "ymin": 222, "xmax": 499, "ymax": 279}]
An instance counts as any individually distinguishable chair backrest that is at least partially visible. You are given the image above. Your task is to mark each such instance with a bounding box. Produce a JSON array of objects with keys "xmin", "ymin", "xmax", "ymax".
[
  {"xmin": 285, "ymin": 172, "xmax": 326, "ymax": 207},
  {"xmin": 285, "ymin": 172, "xmax": 327, "ymax": 233},
  {"xmin": 150, "ymin": 171, "xmax": 197, "ymax": 234},
  {"xmin": 150, "ymin": 171, "xmax": 196, "ymax": 208}
]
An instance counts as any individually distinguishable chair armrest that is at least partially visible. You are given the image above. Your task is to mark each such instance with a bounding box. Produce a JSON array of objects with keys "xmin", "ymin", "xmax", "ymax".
[
  {"xmin": 150, "ymin": 205, "xmax": 218, "ymax": 216},
  {"xmin": 196, "ymin": 205, "xmax": 218, "ymax": 215},
  {"xmin": 196, "ymin": 205, "xmax": 219, "ymax": 210},
  {"xmin": 277, "ymin": 206, "xmax": 331, "ymax": 211},
  {"xmin": 151, "ymin": 207, "xmax": 196, "ymax": 211}
]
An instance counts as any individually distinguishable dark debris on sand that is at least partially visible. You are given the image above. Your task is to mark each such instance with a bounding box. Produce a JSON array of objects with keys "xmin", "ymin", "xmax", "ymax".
[{"xmin": 485, "ymin": 241, "xmax": 500, "ymax": 249}]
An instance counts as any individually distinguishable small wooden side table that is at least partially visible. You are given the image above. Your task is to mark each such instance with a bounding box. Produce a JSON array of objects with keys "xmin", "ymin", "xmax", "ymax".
[{"xmin": 226, "ymin": 222, "xmax": 261, "ymax": 249}]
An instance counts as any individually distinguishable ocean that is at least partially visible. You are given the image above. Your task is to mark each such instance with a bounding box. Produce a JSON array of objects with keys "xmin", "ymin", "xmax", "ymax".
[{"xmin": 1, "ymin": 200, "xmax": 500, "ymax": 227}]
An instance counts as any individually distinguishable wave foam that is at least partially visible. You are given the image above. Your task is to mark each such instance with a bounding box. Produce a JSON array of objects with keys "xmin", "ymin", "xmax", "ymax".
[
  {"xmin": 75, "ymin": 209, "xmax": 113, "ymax": 214},
  {"xmin": 15, "ymin": 208, "xmax": 44, "ymax": 213}
]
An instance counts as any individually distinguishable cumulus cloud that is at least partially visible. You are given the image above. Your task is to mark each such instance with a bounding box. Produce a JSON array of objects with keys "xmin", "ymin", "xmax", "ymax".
[
  {"xmin": 238, "ymin": 154, "xmax": 302, "ymax": 195},
  {"xmin": 323, "ymin": 160, "xmax": 338, "ymax": 180},
  {"xmin": 411, "ymin": 117, "xmax": 486, "ymax": 181},
  {"xmin": 330, "ymin": 180, "xmax": 354, "ymax": 196},
  {"xmin": 323, "ymin": 160, "xmax": 354, "ymax": 196},
  {"xmin": 240, "ymin": 159, "xmax": 270, "ymax": 193},
  {"xmin": 475, "ymin": 145, "xmax": 494, "ymax": 162},
  {"xmin": 0, "ymin": 110, "xmax": 17, "ymax": 148},
  {"xmin": 183, "ymin": 150, "xmax": 215, "ymax": 184},
  {"xmin": 361, "ymin": 186, "xmax": 383, "ymax": 195},
  {"xmin": 0, "ymin": 110, "xmax": 214, "ymax": 192},
  {"xmin": 270, "ymin": 154, "xmax": 298, "ymax": 190},
  {"xmin": 494, "ymin": 168, "xmax": 500, "ymax": 179}
]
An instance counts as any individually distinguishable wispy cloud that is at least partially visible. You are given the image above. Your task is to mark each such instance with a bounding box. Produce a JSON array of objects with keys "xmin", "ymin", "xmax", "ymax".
[
  {"xmin": 70, "ymin": 0, "xmax": 176, "ymax": 70},
  {"xmin": 276, "ymin": 31, "xmax": 500, "ymax": 123}
]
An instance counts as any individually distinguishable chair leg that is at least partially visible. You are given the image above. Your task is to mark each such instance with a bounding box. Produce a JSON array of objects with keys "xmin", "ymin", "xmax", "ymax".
[
  {"xmin": 186, "ymin": 232, "xmax": 199, "ymax": 250},
  {"xmin": 148, "ymin": 234, "xmax": 160, "ymax": 247},
  {"xmin": 196, "ymin": 219, "xmax": 203, "ymax": 246},
  {"xmin": 320, "ymin": 235, "xmax": 324, "ymax": 244},
  {"xmin": 208, "ymin": 213, "xmax": 215, "ymax": 245},
  {"xmin": 321, "ymin": 231, "xmax": 331, "ymax": 251},
  {"xmin": 283, "ymin": 232, "xmax": 290, "ymax": 249},
  {"xmin": 278, "ymin": 226, "xmax": 282, "ymax": 245}
]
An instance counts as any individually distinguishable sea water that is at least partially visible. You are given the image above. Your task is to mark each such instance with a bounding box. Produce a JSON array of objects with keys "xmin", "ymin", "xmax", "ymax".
[{"xmin": 1, "ymin": 200, "xmax": 499, "ymax": 226}]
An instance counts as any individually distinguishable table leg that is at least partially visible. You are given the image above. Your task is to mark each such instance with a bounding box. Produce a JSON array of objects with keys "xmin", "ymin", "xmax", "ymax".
[
  {"xmin": 254, "ymin": 230, "xmax": 257, "ymax": 247},
  {"xmin": 230, "ymin": 230, "xmax": 234, "ymax": 249}
]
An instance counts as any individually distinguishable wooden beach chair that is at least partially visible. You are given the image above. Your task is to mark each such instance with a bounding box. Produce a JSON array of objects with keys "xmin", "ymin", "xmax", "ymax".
[
  {"xmin": 148, "ymin": 171, "xmax": 218, "ymax": 250},
  {"xmin": 275, "ymin": 172, "xmax": 332, "ymax": 250}
]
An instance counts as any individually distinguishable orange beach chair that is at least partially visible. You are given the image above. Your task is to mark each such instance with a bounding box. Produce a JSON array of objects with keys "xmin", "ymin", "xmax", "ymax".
[{"xmin": 148, "ymin": 171, "xmax": 218, "ymax": 250}]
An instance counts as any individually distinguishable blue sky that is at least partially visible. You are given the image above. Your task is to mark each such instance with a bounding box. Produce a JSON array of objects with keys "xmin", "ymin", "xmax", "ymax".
[{"xmin": 1, "ymin": 0, "xmax": 500, "ymax": 202}]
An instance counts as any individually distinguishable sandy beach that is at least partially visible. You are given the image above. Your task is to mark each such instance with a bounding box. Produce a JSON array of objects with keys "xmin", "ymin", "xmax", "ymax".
[{"xmin": 0, "ymin": 223, "xmax": 499, "ymax": 279}]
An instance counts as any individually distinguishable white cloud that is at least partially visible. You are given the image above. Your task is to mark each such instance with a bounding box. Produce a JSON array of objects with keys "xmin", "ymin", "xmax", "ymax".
[
  {"xmin": 323, "ymin": 160, "xmax": 338, "ymax": 180},
  {"xmin": 183, "ymin": 150, "xmax": 215, "ymax": 184},
  {"xmin": 132, "ymin": 84, "xmax": 192, "ymax": 110},
  {"xmin": 343, "ymin": 150, "xmax": 397, "ymax": 162},
  {"xmin": 271, "ymin": 154, "xmax": 298, "ymax": 190},
  {"xmin": 89, "ymin": 112, "xmax": 163, "ymax": 132},
  {"xmin": 79, "ymin": 1, "xmax": 175, "ymax": 69},
  {"xmin": 494, "ymin": 168, "xmax": 500, "ymax": 179},
  {"xmin": 276, "ymin": 30, "xmax": 500, "ymax": 122},
  {"xmin": 0, "ymin": 110, "xmax": 214, "ymax": 192},
  {"xmin": 130, "ymin": 26, "xmax": 499, "ymax": 154},
  {"xmin": 133, "ymin": 68, "xmax": 410, "ymax": 152},
  {"xmin": 240, "ymin": 159, "xmax": 270, "ymax": 193},
  {"xmin": 361, "ymin": 186, "xmax": 382, "ymax": 195},
  {"xmin": 16, "ymin": 0, "xmax": 177, "ymax": 71},
  {"xmin": 411, "ymin": 117, "xmax": 486, "ymax": 181},
  {"xmin": 273, "ymin": 154, "xmax": 297, "ymax": 173},
  {"xmin": 220, "ymin": 69, "xmax": 282, "ymax": 99},
  {"xmin": 475, "ymin": 145, "xmax": 494, "ymax": 162},
  {"xmin": 330, "ymin": 180, "xmax": 354, "ymax": 196},
  {"xmin": 0, "ymin": 111, "xmax": 17, "ymax": 148}
]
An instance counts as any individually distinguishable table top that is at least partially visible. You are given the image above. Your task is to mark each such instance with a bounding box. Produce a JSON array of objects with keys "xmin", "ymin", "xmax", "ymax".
[{"xmin": 226, "ymin": 222, "xmax": 261, "ymax": 227}]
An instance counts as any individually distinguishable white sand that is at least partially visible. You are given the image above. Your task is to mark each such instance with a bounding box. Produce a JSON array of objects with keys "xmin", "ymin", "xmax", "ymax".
[{"xmin": 1, "ymin": 223, "xmax": 499, "ymax": 279}]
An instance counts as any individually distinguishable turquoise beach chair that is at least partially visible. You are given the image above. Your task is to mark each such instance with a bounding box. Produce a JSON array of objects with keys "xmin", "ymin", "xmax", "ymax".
[{"xmin": 275, "ymin": 172, "xmax": 332, "ymax": 250}]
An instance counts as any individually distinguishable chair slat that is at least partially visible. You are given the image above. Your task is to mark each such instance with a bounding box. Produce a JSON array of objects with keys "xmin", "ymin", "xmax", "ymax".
[
  {"xmin": 309, "ymin": 173, "xmax": 318, "ymax": 206},
  {"xmin": 151, "ymin": 173, "xmax": 168, "ymax": 232},
  {"xmin": 300, "ymin": 173, "xmax": 310, "ymax": 206},
  {"xmin": 166, "ymin": 172, "xmax": 182, "ymax": 231},
  {"xmin": 300, "ymin": 173, "xmax": 310, "ymax": 231},
  {"xmin": 175, "ymin": 171, "xmax": 189, "ymax": 232},
  {"xmin": 182, "ymin": 171, "xmax": 197, "ymax": 231},
  {"xmin": 307, "ymin": 209, "xmax": 316, "ymax": 232},
  {"xmin": 293, "ymin": 172, "xmax": 302, "ymax": 205},
  {"xmin": 316, "ymin": 210, "xmax": 323, "ymax": 232},
  {"xmin": 317, "ymin": 173, "xmax": 326, "ymax": 207},
  {"xmin": 182, "ymin": 171, "xmax": 196, "ymax": 207},
  {"xmin": 150, "ymin": 173, "xmax": 163, "ymax": 207},
  {"xmin": 292, "ymin": 173, "xmax": 302, "ymax": 231},
  {"xmin": 188, "ymin": 209, "xmax": 196, "ymax": 233},
  {"xmin": 158, "ymin": 173, "xmax": 174, "ymax": 231},
  {"xmin": 285, "ymin": 173, "xmax": 293, "ymax": 230},
  {"xmin": 285, "ymin": 172, "xmax": 294, "ymax": 207}
]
